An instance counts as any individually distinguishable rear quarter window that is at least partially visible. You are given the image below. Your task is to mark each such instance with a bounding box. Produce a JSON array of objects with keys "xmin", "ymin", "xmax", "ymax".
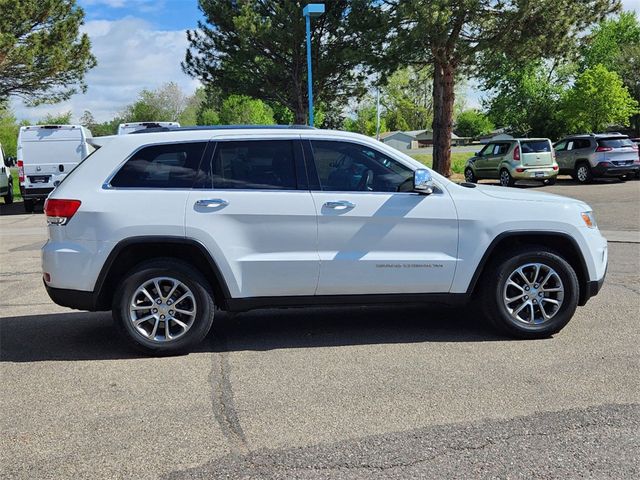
[
  {"xmin": 110, "ymin": 142, "xmax": 207, "ymax": 188},
  {"xmin": 520, "ymin": 140, "xmax": 551, "ymax": 153}
]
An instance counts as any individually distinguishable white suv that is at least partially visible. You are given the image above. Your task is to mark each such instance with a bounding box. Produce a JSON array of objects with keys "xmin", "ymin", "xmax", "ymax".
[{"xmin": 42, "ymin": 127, "xmax": 608, "ymax": 354}]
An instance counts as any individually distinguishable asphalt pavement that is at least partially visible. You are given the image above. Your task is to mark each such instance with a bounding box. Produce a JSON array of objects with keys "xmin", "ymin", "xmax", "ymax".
[{"xmin": 1, "ymin": 177, "xmax": 639, "ymax": 479}]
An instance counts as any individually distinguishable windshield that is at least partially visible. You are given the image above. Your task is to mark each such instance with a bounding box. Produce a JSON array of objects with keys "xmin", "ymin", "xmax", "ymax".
[{"xmin": 520, "ymin": 140, "xmax": 551, "ymax": 153}]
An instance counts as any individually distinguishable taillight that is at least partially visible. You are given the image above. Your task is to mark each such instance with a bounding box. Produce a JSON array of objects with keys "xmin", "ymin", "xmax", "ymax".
[
  {"xmin": 515, "ymin": 168, "xmax": 525, "ymax": 173},
  {"xmin": 17, "ymin": 160, "xmax": 24, "ymax": 183},
  {"xmin": 553, "ymin": 165, "xmax": 559, "ymax": 171},
  {"xmin": 44, "ymin": 199, "xmax": 81, "ymax": 225},
  {"xmin": 513, "ymin": 145, "xmax": 520, "ymax": 161},
  {"xmin": 595, "ymin": 146, "xmax": 612, "ymax": 152}
]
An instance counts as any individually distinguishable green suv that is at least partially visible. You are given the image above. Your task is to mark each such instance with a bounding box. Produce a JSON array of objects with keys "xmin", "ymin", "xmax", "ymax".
[{"xmin": 464, "ymin": 138, "xmax": 558, "ymax": 187}]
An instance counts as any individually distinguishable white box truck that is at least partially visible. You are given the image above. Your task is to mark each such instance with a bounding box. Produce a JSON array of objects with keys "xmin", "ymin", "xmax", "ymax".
[
  {"xmin": 17, "ymin": 125, "xmax": 94, "ymax": 213},
  {"xmin": 117, "ymin": 122, "xmax": 180, "ymax": 135}
]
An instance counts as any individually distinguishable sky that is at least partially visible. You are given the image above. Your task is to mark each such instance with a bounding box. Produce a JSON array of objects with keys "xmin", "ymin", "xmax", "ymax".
[{"xmin": 10, "ymin": 0, "xmax": 640, "ymax": 124}]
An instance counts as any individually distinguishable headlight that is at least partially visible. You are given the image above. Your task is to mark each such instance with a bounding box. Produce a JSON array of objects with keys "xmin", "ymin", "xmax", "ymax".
[{"xmin": 581, "ymin": 211, "xmax": 597, "ymax": 228}]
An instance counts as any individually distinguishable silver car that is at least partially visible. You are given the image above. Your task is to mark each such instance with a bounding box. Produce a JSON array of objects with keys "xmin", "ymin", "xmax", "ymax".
[{"xmin": 554, "ymin": 134, "xmax": 640, "ymax": 183}]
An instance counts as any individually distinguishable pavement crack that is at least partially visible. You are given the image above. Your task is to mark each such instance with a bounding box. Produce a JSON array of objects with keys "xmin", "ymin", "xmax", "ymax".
[{"xmin": 209, "ymin": 330, "xmax": 249, "ymax": 455}]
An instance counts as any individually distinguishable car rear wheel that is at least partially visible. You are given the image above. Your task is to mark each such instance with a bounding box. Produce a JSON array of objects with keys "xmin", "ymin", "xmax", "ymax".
[
  {"xmin": 481, "ymin": 247, "xmax": 579, "ymax": 339},
  {"xmin": 499, "ymin": 169, "xmax": 515, "ymax": 187},
  {"xmin": 23, "ymin": 199, "xmax": 34, "ymax": 213},
  {"xmin": 3, "ymin": 180, "xmax": 13, "ymax": 204},
  {"xmin": 544, "ymin": 177, "xmax": 556, "ymax": 186},
  {"xmin": 464, "ymin": 168, "xmax": 477, "ymax": 183},
  {"xmin": 113, "ymin": 258, "xmax": 215, "ymax": 355},
  {"xmin": 575, "ymin": 163, "xmax": 592, "ymax": 184}
]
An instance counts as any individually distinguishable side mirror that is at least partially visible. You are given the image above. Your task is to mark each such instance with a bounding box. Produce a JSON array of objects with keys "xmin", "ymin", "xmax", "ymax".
[
  {"xmin": 6, "ymin": 156, "xmax": 16, "ymax": 167},
  {"xmin": 475, "ymin": 151, "xmax": 481, "ymax": 156},
  {"xmin": 413, "ymin": 168, "xmax": 434, "ymax": 195}
]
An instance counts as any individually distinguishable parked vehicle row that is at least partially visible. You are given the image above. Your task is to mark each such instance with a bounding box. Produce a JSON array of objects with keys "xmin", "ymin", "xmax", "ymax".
[
  {"xmin": 464, "ymin": 133, "xmax": 640, "ymax": 187},
  {"xmin": 42, "ymin": 127, "xmax": 607, "ymax": 354}
]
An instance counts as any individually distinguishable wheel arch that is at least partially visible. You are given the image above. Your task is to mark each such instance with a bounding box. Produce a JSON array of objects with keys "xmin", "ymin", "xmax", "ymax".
[
  {"xmin": 467, "ymin": 231, "xmax": 591, "ymax": 306},
  {"xmin": 94, "ymin": 236, "xmax": 231, "ymax": 311}
]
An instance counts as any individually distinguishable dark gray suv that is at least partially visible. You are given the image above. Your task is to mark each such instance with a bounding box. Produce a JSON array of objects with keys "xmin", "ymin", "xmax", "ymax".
[{"xmin": 554, "ymin": 134, "xmax": 640, "ymax": 183}]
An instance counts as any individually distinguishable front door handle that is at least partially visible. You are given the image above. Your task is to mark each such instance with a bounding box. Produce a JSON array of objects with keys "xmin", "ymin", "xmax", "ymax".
[
  {"xmin": 195, "ymin": 198, "xmax": 229, "ymax": 208},
  {"xmin": 324, "ymin": 200, "xmax": 355, "ymax": 210}
]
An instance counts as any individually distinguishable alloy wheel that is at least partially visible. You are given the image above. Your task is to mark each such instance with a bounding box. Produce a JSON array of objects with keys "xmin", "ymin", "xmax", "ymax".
[
  {"xmin": 128, "ymin": 276, "xmax": 197, "ymax": 343},
  {"xmin": 502, "ymin": 263, "xmax": 564, "ymax": 326},
  {"xmin": 500, "ymin": 170, "xmax": 511, "ymax": 187},
  {"xmin": 577, "ymin": 166, "xmax": 588, "ymax": 182}
]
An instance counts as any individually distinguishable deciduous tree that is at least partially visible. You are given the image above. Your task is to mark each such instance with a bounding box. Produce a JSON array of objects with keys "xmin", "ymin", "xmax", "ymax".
[
  {"xmin": 561, "ymin": 65, "xmax": 638, "ymax": 133},
  {"xmin": 357, "ymin": 0, "xmax": 619, "ymax": 176}
]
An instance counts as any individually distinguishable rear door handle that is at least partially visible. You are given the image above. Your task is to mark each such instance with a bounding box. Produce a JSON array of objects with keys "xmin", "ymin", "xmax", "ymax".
[
  {"xmin": 195, "ymin": 198, "xmax": 229, "ymax": 208},
  {"xmin": 324, "ymin": 200, "xmax": 355, "ymax": 210}
]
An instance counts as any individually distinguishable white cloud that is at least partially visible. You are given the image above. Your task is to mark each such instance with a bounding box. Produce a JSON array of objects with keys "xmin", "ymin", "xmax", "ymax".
[
  {"xmin": 12, "ymin": 17, "xmax": 199, "ymax": 123},
  {"xmin": 623, "ymin": 0, "xmax": 640, "ymax": 13}
]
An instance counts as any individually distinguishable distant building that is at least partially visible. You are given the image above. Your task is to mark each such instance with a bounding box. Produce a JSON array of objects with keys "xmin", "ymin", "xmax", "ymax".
[
  {"xmin": 378, "ymin": 131, "xmax": 418, "ymax": 150},
  {"xmin": 478, "ymin": 129, "xmax": 515, "ymax": 144},
  {"xmin": 379, "ymin": 129, "xmax": 472, "ymax": 150}
]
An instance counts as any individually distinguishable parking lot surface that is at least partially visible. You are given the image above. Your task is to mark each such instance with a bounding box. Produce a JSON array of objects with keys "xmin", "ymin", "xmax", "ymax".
[{"xmin": 1, "ymin": 178, "xmax": 639, "ymax": 479}]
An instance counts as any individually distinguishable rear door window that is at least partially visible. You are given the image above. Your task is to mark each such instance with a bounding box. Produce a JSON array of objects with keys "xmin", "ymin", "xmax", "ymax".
[
  {"xmin": 574, "ymin": 139, "xmax": 592, "ymax": 149},
  {"xmin": 520, "ymin": 140, "xmax": 551, "ymax": 153},
  {"xmin": 110, "ymin": 142, "xmax": 207, "ymax": 188},
  {"xmin": 201, "ymin": 140, "xmax": 298, "ymax": 190},
  {"xmin": 597, "ymin": 138, "xmax": 634, "ymax": 149}
]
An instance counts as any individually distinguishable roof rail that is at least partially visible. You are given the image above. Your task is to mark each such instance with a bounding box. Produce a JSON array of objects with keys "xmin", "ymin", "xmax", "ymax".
[{"xmin": 130, "ymin": 124, "xmax": 315, "ymax": 134}]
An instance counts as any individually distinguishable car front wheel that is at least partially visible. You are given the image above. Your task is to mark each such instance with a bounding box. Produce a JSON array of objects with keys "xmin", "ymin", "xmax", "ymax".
[
  {"xmin": 113, "ymin": 258, "xmax": 215, "ymax": 355},
  {"xmin": 482, "ymin": 248, "xmax": 579, "ymax": 339}
]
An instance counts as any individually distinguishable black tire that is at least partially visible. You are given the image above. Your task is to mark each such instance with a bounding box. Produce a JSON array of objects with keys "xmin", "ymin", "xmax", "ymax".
[
  {"xmin": 575, "ymin": 162, "xmax": 592, "ymax": 184},
  {"xmin": 3, "ymin": 180, "xmax": 13, "ymax": 204},
  {"xmin": 23, "ymin": 199, "xmax": 34, "ymax": 213},
  {"xmin": 618, "ymin": 175, "xmax": 627, "ymax": 182},
  {"xmin": 544, "ymin": 177, "xmax": 557, "ymax": 186},
  {"xmin": 464, "ymin": 168, "xmax": 477, "ymax": 183},
  {"xmin": 112, "ymin": 258, "xmax": 215, "ymax": 355},
  {"xmin": 480, "ymin": 247, "xmax": 579, "ymax": 339},
  {"xmin": 499, "ymin": 169, "xmax": 515, "ymax": 187}
]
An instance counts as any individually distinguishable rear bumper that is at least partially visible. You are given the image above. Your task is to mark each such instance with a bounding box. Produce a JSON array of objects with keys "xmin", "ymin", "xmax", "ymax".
[
  {"xmin": 44, "ymin": 282, "xmax": 102, "ymax": 311},
  {"xmin": 511, "ymin": 167, "xmax": 558, "ymax": 180},
  {"xmin": 592, "ymin": 163, "xmax": 639, "ymax": 177},
  {"xmin": 21, "ymin": 186, "xmax": 54, "ymax": 200}
]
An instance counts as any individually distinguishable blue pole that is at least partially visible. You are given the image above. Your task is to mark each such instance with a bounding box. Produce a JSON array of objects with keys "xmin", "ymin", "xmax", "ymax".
[{"xmin": 305, "ymin": 13, "xmax": 314, "ymax": 127}]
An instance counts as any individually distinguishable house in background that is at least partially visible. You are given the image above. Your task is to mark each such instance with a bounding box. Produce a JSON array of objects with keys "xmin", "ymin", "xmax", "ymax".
[
  {"xmin": 478, "ymin": 128, "xmax": 514, "ymax": 144},
  {"xmin": 379, "ymin": 129, "xmax": 473, "ymax": 150},
  {"xmin": 378, "ymin": 131, "xmax": 419, "ymax": 150}
]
